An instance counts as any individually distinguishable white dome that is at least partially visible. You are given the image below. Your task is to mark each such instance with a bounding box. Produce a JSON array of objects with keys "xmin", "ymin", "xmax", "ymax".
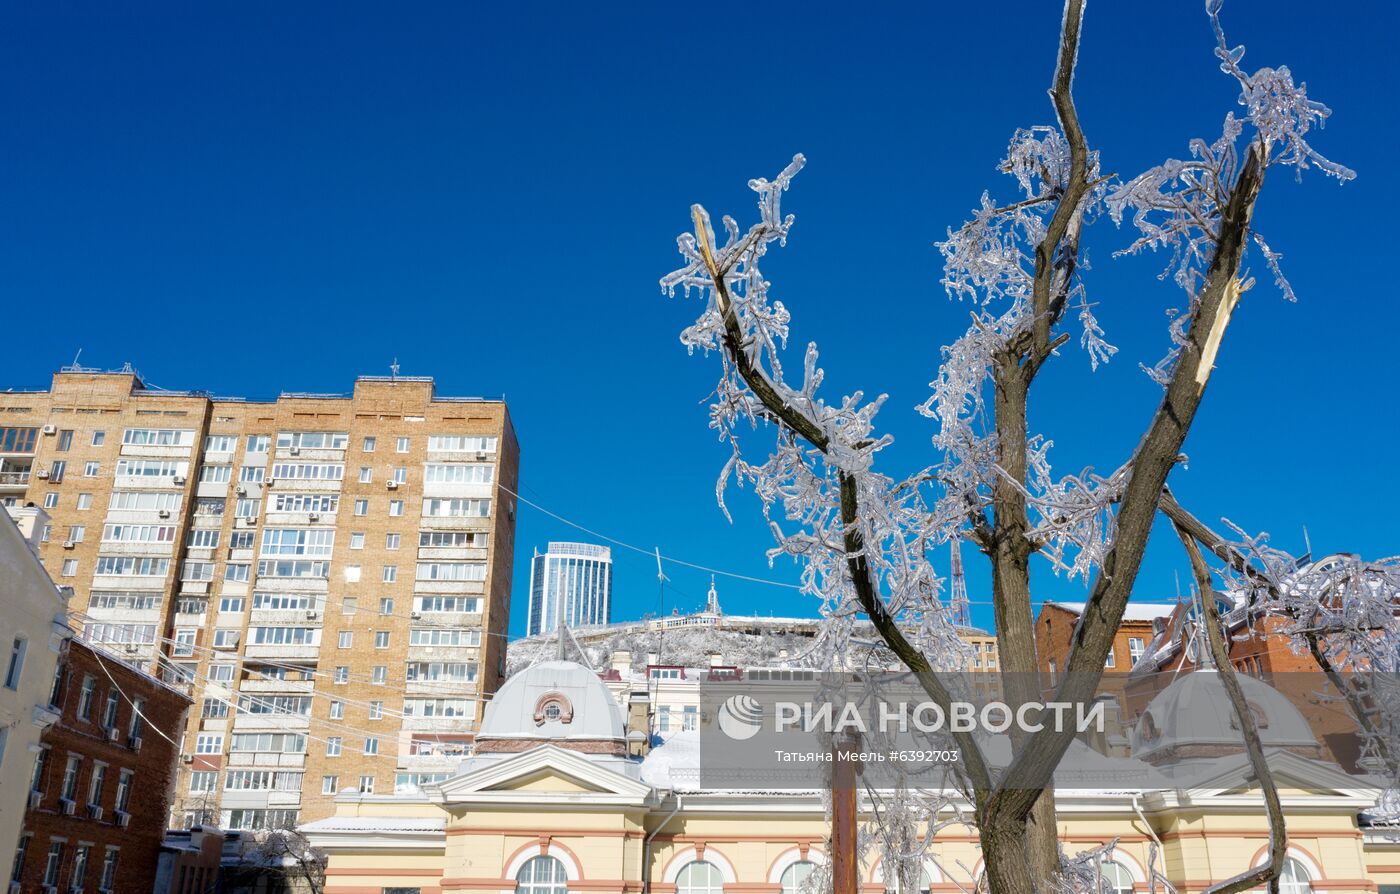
[
  {"xmin": 1131, "ymin": 670, "xmax": 1319, "ymax": 763},
  {"xmin": 477, "ymin": 660, "xmax": 627, "ymax": 744}
]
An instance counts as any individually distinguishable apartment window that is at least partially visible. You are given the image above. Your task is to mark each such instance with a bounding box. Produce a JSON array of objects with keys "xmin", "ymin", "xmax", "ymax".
[
  {"xmin": 362, "ymin": 436, "xmax": 376, "ymax": 452},
  {"xmin": 354, "ymin": 499, "xmax": 368, "ymax": 516},
  {"xmin": 369, "ymin": 701, "xmax": 384, "ymax": 720},
  {"xmin": 322, "ymin": 775, "xmax": 338, "ymax": 795},
  {"xmin": 658, "ymin": 706, "xmax": 671, "ymax": 732},
  {"xmin": 382, "ymin": 565, "xmax": 397, "ymax": 583},
  {"xmin": 344, "ymin": 565, "xmax": 361, "ymax": 582},
  {"xmin": 218, "ymin": 596, "xmax": 245, "ymax": 613},
  {"xmin": 115, "ymin": 770, "xmax": 132, "ymax": 812},
  {"xmin": 49, "ymin": 460, "xmax": 66, "ymax": 482},
  {"xmin": 182, "ymin": 561, "xmax": 215, "ymax": 581},
  {"xmin": 4, "ymin": 637, "xmax": 25, "ymax": 690},
  {"xmin": 684, "ymin": 705, "xmax": 699, "ymax": 730},
  {"xmin": 392, "ymin": 467, "xmax": 407, "ymax": 484},
  {"xmin": 56, "ymin": 429, "xmax": 75, "ymax": 451},
  {"xmin": 9, "ymin": 836, "xmax": 27, "ymax": 886},
  {"xmin": 225, "ymin": 563, "xmax": 251, "ymax": 582},
  {"xmin": 424, "ymin": 463, "xmax": 494, "ymax": 484},
  {"xmin": 212, "ymin": 629, "xmax": 240, "ymax": 648},
  {"xmin": 205, "ymin": 435, "xmax": 237, "ymax": 452},
  {"xmin": 199, "ymin": 464, "xmax": 232, "ymax": 483},
  {"xmin": 196, "ymin": 735, "xmax": 223, "ymax": 754},
  {"xmin": 100, "ymin": 847, "xmax": 119, "ymax": 891},
  {"xmin": 229, "ymin": 531, "xmax": 255, "ymax": 549},
  {"xmin": 372, "ymin": 666, "xmax": 387, "ymax": 685},
  {"xmin": 173, "ymin": 630, "xmax": 196, "ymax": 657},
  {"xmin": 342, "ymin": 597, "xmax": 358, "ymax": 614},
  {"xmin": 334, "ymin": 666, "xmax": 349, "ymax": 684},
  {"xmin": 42, "ymin": 525, "xmax": 51, "ymax": 542},
  {"xmin": 380, "ymin": 598, "xmax": 394, "ymax": 615},
  {"xmin": 188, "ymin": 528, "xmax": 220, "ymax": 548},
  {"xmin": 43, "ymin": 840, "xmax": 64, "ymax": 886},
  {"xmin": 84, "ymin": 460, "xmax": 100, "ymax": 477},
  {"xmin": 396, "ymin": 437, "xmax": 409, "ymax": 453},
  {"xmin": 326, "ymin": 737, "xmax": 342, "ymax": 757},
  {"xmin": 71, "ymin": 845, "xmax": 89, "ymax": 890},
  {"xmin": 102, "ymin": 688, "xmax": 120, "ymax": 729},
  {"xmin": 208, "ymin": 664, "xmax": 235, "ymax": 683},
  {"xmin": 202, "ymin": 699, "xmax": 229, "ymax": 719},
  {"xmin": 1128, "ymin": 637, "xmax": 1145, "ymax": 664},
  {"xmin": 338, "ymin": 631, "xmax": 353, "ymax": 649},
  {"xmin": 375, "ymin": 631, "xmax": 390, "ymax": 649},
  {"xmin": 77, "ymin": 675, "xmax": 97, "ymax": 720},
  {"xmin": 1048, "ymin": 659, "xmax": 1057, "ymax": 686},
  {"xmin": 350, "ymin": 532, "xmax": 365, "ymax": 550},
  {"xmin": 30, "ymin": 748, "xmax": 48, "ymax": 795},
  {"xmin": 246, "ymin": 434, "xmax": 270, "ymax": 453},
  {"xmin": 189, "ymin": 771, "xmax": 218, "ymax": 792},
  {"xmin": 235, "ymin": 499, "xmax": 259, "ymax": 517},
  {"xmin": 359, "ymin": 467, "xmax": 373, "ymax": 483},
  {"xmin": 65, "ymin": 525, "xmax": 85, "ymax": 543},
  {"xmin": 76, "ymin": 492, "xmax": 93, "ymax": 510},
  {"xmin": 91, "ymin": 431, "xmax": 106, "ymax": 446},
  {"xmin": 359, "ymin": 775, "xmax": 375, "ymax": 793},
  {"xmin": 1105, "ymin": 648, "xmax": 1116, "ymax": 669},
  {"xmin": 88, "ymin": 762, "xmax": 107, "ymax": 805},
  {"xmin": 330, "ymin": 701, "xmax": 344, "ymax": 720},
  {"xmin": 44, "ymin": 492, "xmax": 59, "ymax": 509},
  {"xmin": 61, "ymin": 754, "xmax": 82, "ymax": 800},
  {"xmin": 128, "ymin": 698, "xmax": 145, "ymax": 738},
  {"xmin": 389, "ymin": 500, "xmax": 404, "ymax": 517},
  {"xmin": 386, "ymin": 533, "xmax": 401, "ymax": 550},
  {"xmin": 239, "ymin": 465, "xmax": 265, "ymax": 483}
]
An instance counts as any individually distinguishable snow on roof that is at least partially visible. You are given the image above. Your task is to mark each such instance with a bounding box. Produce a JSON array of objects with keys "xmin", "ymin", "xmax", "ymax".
[
  {"xmin": 1045, "ymin": 601, "xmax": 1178, "ymax": 622},
  {"xmin": 298, "ymin": 816, "xmax": 445, "ymax": 834}
]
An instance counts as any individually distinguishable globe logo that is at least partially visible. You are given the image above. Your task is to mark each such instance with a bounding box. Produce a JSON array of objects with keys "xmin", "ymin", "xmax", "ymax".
[{"xmin": 717, "ymin": 694, "xmax": 764, "ymax": 740}]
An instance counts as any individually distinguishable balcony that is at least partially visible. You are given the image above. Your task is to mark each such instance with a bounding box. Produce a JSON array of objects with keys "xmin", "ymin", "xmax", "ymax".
[
  {"xmin": 262, "ymin": 512, "xmax": 334, "ymax": 528},
  {"xmin": 232, "ymin": 713, "xmax": 311, "ymax": 732},
  {"xmin": 417, "ymin": 516, "xmax": 492, "ymax": 532},
  {"xmin": 119, "ymin": 444, "xmax": 194, "ymax": 459},
  {"xmin": 416, "ymin": 547, "xmax": 489, "ymax": 561},
  {"xmin": 0, "ymin": 470, "xmax": 31, "ymax": 487},
  {"xmin": 100, "ymin": 541, "xmax": 175, "ymax": 557},
  {"xmin": 238, "ymin": 678, "xmax": 315, "ymax": 694},
  {"xmin": 400, "ymin": 715, "xmax": 475, "ymax": 734},
  {"xmin": 413, "ymin": 580, "xmax": 485, "ymax": 595},
  {"xmin": 267, "ymin": 478, "xmax": 341, "ymax": 493},
  {"xmin": 244, "ymin": 642, "xmax": 320, "ymax": 661}
]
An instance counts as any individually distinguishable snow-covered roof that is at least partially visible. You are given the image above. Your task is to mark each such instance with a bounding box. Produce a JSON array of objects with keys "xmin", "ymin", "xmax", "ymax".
[
  {"xmin": 1044, "ymin": 601, "xmax": 1178, "ymax": 622},
  {"xmin": 298, "ymin": 816, "xmax": 445, "ymax": 833},
  {"xmin": 478, "ymin": 659, "xmax": 627, "ymax": 743}
]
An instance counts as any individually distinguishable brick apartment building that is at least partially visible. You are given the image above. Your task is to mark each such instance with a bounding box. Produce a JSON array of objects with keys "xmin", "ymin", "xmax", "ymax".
[
  {"xmin": 10, "ymin": 636, "xmax": 190, "ymax": 894},
  {"xmin": 0, "ymin": 368, "xmax": 520, "ymax": 829}
]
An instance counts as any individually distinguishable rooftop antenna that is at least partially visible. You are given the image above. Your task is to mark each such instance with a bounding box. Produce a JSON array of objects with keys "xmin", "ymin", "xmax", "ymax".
[
  {"xmin": 390, "ymin": 358, "xmax": 400, "ymax": 381},
  {"xmin": 555, "ymin": 565, "xmax": 567, "ymax": 661},
  {"xmin": 705, "ymin": 575, "xmax": 721, "ymax": 615},
  {"xmin": 70, "ymin": 349, "xmax": 83, "ymax": 369},
  {"xmin": 1174, "ymin": 569, "xmax": 1183, "ymax": 604},
  {"xmin": 949, "ymin": 539, "xmax": 971, "ymax": 629}
]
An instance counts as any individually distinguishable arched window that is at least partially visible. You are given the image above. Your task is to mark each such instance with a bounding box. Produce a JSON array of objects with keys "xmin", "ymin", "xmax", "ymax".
[
  {"xmin": 779, "ymin": 861, "xmax": 815, "ymax": 894},
  {"xmin": 894, "ymin": 867, "xmax": 932, "ymax": 894},
  {"xmin": 1099, "ymin": 860, "xmax": 1134, "ymax": 894},
  {"xmin": 676, "ymin": 861, "xmax": 725, "ymax": 894},
  {"xmin": 516, "ymin": 856, "xmax": 567, "ymax": 894},
  {"xmin": 1278, "ymin": 857, "xmax": 1313, "ymax": 894}
]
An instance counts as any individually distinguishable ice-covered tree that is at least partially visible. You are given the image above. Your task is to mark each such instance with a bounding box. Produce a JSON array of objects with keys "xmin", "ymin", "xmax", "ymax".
[{"xmin": 659, "ymin": 1, "xmax": 1352, "ymax": 892}]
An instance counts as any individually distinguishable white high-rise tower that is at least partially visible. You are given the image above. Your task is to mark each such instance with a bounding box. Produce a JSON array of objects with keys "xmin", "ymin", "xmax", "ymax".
[{"xmin": 527, "ymin": 542, "xmax": 614, "ymax": 636}]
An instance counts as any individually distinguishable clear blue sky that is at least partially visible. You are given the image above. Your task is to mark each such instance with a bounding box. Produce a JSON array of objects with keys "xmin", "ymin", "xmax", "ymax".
[{"xmin": 2, "ymin": 1, "xmax": 1395, "ymax": 637}]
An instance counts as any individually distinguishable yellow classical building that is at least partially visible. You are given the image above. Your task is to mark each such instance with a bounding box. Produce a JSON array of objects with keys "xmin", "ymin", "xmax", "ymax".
[{"xmin": 303, "ymin": 661, "xmax": 1400, "ymax": 894}]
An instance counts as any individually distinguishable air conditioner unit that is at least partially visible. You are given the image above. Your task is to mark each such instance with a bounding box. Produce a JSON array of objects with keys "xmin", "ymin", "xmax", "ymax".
[
  {"xmin": 36, "ymin": 469, "xmax": 49, "ymax": 479},
  {"xmin": 106, "ymin": 726, "xmax": 120, "ymax": 742},
  {"xmin": 236, "ymin": 486, "xmax": 247, "ymax": 496},
  {"xmin": 128, "ymin": 735, "xmax": 142, "ymax": 752},
  {"xmin": 114, "ymin": 810, "xmax": 130, "ymax": 829},
  {"xmin": 476, "ymin": 451, "xmax": 488, "ymax": 460},
  {"xmin": 307, "ymin": 513, "xmax": 320, "ymax": 522},
  {"xmin": 410, "ymin": 611, "xmax": 422, "ymax": 620},
  {"xmin": 60, "ymin": 798, "xmax": 76, "ymax": 815},
  {"xmin": 181, "ymin": 753, "xmax": 194, "ymax": 764},
  {"xmin": 386, "ymin": 480, "xmax": 399, "ymax": 490},
  {"xmin": 289, "ymin": 447, "xmax": 301, "ymax": 456},
  {"xmin": 28, "ymin": 790, "xmax": 41, "ymax": 810},
  {"xmin": 158, "ymin": 509, "xmax": 171, "ymax": 519},
  {"xmin": 123, "ymin": 644, "xmax": 139, "ymax": 654},
  {"xmin": 62, "ymin": 541, "xmax": 75, "ymax": 550},
  {"xmin": 305, "ymin": 610, "xmax": 319, "ymax": 620},
  {"xmin": 41, "ymin": 424, "xmax": 57, "ymax": 435},
  {"xmin": 87, "ymin": 803, "xmax": 103, "ymax": 820},
  {"xmin": 173, "ymin": 475, "xmax": 187, "ymax": 485}
]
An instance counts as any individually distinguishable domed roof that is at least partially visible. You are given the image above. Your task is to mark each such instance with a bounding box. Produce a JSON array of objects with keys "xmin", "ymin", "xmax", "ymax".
[
  {"xmin": 476, "ymin": 660, "xmax": 627, "ymax": 746},
  {"xmin": 1131, "ymin": 670, "xmax": 1320, "ymax": 764}
]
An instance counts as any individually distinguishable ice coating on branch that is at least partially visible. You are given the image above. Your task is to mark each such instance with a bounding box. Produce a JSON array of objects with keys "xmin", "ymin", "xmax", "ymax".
[
  {"xmin": 1107, "ymin": 0, "xmax": 1351, "ymax": 385},
  {"xmin": 1207, "ymin": 526, "xmax": 1400, "ymax": 821},
  {"xmin": 660, "ymin": 156, "xmax": 967, "ymax": 672}
]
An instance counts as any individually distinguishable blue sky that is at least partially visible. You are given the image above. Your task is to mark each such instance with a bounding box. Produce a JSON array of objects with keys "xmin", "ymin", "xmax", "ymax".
[{"xmin": 2, "ymin": 1, "xmax": 1396, "ymax": 637}]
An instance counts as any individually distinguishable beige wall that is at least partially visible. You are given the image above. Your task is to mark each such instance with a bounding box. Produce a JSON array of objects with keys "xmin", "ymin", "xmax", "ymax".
[{"xmin": 0, "ymin": 507, "xmax": 68, "ymax": 874}]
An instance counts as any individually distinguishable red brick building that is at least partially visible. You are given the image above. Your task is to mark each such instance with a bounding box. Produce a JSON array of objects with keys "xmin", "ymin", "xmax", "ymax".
[{"xmin": 10, "ymin": 637, "xmax": 190, "ymax": 894}]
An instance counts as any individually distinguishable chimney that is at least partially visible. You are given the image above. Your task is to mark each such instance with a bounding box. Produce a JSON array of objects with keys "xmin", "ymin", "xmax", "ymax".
[
  {"xmin": 610, "ymin": 651, "xmax": 632, "ymax": 674},
  {"xmin": 626, "ymin": 691, "xmax": 651, "ymax": 757},
  {"xmin": 708, "ymin": 652, "xmax": 724, "ymax": 668},
  {"xmin": 646, "ymin": 652, "xmax": 659, "ymax": 666}
]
